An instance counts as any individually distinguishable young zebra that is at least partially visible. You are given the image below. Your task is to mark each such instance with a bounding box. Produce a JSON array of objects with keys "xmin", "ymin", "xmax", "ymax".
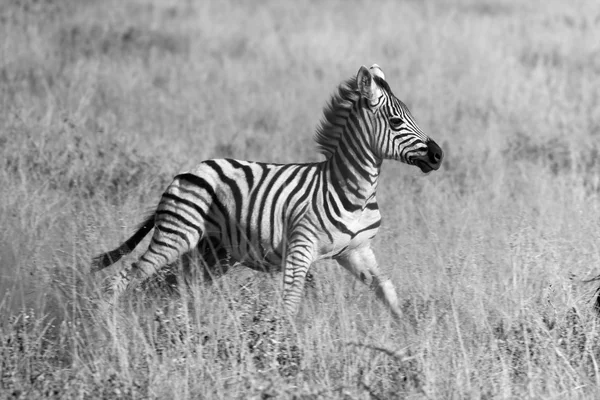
[{"xmin": 92, "ymin": 64, "xmax": 443, "ymax": 318}]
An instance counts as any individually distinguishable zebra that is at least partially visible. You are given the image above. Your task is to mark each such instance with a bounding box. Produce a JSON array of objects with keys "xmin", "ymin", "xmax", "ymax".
[{"xmin": 92, "ymin": 64, "xmax": 443, "ymax": 318}]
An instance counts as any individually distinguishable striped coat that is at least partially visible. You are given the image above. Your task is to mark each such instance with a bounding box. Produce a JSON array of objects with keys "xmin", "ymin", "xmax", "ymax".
[{"xmin": 93, "ymin": 64, "xmax": 443, "ymax": 318}]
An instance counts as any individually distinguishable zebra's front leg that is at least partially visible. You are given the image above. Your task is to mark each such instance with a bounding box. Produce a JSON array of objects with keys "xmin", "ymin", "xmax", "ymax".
[
  {"xmin": 336, "ymin": 245, "xmax": 403, "ymax": 320},
  {"xmin": 282, "ymin": 237, "xmax": 316, "ymax": 316}
]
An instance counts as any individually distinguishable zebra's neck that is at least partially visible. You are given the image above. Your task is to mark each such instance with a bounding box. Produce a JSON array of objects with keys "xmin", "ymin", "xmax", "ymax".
[{"xmin": 323, "ymin": 112, "xmax": 382, "ymax": 212}]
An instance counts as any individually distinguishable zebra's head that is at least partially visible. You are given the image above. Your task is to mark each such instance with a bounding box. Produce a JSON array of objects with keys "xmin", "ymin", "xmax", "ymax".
[{"xmin": 357, "ymin": 65, "xmax": 443, "ymax": 173}]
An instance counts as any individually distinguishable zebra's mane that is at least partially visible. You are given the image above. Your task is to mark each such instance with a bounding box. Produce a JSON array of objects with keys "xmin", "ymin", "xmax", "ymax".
[{"xmin": 314, "ymin": 76, "xmax": 361, "ymax": 159}]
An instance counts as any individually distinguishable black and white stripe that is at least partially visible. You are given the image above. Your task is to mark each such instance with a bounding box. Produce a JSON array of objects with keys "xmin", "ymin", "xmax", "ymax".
[{"xmin": 92, "ymin": 64, "xmax": 443, "ymax": 317}]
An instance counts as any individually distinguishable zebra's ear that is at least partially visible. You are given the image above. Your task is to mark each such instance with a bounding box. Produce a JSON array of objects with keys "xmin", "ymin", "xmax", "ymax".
[
  {"xmin": 357, "ymin": 65, "xmax": 383, "ymax": 106},
  {"xmin": 369, "ymin": 64, "xmax": 385, "ymax": 80}
]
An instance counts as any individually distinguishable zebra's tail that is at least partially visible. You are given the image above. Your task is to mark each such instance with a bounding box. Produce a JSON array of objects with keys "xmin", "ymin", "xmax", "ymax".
[{"xmin": 91, "ymin": 214, "xmax": 155, "ymax": 273}]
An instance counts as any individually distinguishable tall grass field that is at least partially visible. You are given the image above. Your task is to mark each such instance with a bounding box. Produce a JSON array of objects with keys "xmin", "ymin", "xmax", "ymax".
[{"xmin": 2, "ymin": 0, "xmax": 600, "ymax": 398}]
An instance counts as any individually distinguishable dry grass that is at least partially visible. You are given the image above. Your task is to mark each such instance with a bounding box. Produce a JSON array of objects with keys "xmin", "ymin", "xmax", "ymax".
[{"xmin": 2, "ymin": 0, "xmax": 600, "ymax": 398}]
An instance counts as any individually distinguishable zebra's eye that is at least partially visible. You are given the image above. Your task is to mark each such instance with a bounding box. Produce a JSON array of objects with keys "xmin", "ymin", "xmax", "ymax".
[{"xmin": 389, "ymin": 117, "xmax": 403, "ymax": 128}]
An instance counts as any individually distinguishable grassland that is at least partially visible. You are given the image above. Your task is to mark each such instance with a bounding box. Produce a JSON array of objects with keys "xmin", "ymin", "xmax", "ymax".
[{"xmin": 2, "ymin": 0, "xmax": 600, "ymax": 398}]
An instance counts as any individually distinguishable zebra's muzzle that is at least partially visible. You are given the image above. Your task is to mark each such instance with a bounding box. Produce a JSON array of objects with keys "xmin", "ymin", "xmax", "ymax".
[{"xmin": 414, "ymin": 140, "xmax": 443, "ymax": 173}]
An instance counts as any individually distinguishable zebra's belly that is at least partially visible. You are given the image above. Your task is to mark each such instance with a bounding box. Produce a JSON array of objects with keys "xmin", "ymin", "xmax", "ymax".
[
  {"xmin": 202, "ymin": 210, "xmax": 380, "ymax": 265},
  {"xmin": 204, "ymin": 224, "xmax": 286, "ymax": 271}
]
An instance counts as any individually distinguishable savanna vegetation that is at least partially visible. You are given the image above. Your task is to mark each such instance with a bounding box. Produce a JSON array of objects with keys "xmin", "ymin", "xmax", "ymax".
[{"xmin": 2, "ymin": 0, "xmax": 600, "ymax": 398}]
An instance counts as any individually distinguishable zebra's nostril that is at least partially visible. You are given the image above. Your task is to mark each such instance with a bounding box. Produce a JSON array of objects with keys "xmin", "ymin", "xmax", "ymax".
[
  {"xmin": 428, "ymin": 150, "xmax": 442, "ymax": 164},
  {"xmin": 426, "ymin": 140, "xmax": 443, "ymax": 165}
]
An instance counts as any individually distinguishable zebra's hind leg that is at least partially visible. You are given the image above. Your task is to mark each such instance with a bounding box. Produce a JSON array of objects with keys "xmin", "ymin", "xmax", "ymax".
[
  {"xmin": 180, "ymin": 237, "xmax": 231, "ymax": 287},
  {"xmin": 107, "ymin": 226, "xmax": 202, "ymax": 301}
]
